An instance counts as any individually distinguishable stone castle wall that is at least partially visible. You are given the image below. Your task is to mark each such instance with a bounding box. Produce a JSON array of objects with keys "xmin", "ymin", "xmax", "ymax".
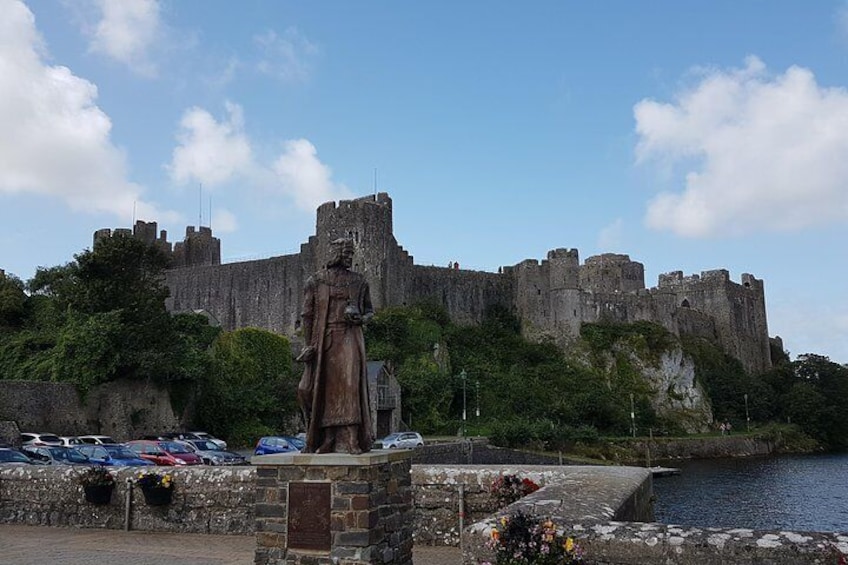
[
  {"xmin": 154, "ymin": 192, "xmax": 770, "ymax": 374},
  {"xmin": 0, "ymin": 380, "xmax": 181, "ymax": 440}
]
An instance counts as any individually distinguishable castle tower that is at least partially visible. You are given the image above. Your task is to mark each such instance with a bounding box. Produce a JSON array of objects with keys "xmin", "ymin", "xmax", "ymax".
[
  {"xmin": 580, "ymin": 254, "xmax": 645, "ymax": 293},
  {"xmin": 172, "ymin": 226, "xmax": 221, "ymax": 268},
  {"xmin": 313, "ymin": 193, "xmax": 399, "ymax": 308}
]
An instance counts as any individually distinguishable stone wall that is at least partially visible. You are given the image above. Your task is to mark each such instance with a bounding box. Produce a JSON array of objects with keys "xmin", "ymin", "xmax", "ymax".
[
  {"xmin": 0, "ymin": 380, "xmax": 181, "ymax": 440},
  {"xmin": 0, "ymin": 466, "xmax": 253, "ymax": 534},
  {"xmin": 1, "ymin": 462, "xmax": 844, "ymax": 563},
  {"xmin": 160, "ymin": 193, "xmax": 772, "ymax": 377}
]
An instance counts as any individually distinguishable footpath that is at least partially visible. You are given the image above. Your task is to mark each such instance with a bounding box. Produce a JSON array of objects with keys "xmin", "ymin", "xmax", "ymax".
[{"xmin": 0, "ymin": 524, "xmax": 461, "ymax": 565}]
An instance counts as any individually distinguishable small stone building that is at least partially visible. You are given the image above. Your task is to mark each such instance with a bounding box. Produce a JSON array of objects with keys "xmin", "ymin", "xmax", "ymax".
[{"xmin": 368, "ymin": 361, "xmax": 402, "ymax": 439}]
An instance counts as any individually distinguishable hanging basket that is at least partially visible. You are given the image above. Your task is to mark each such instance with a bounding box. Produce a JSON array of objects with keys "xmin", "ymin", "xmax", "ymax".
[
  {"xmin": 83, "ymin": 484, "xmax": 114, "ymax": 505},
  {"xmin": 141, "ymin": 485, "xmax": 173, "ymax": 506}
]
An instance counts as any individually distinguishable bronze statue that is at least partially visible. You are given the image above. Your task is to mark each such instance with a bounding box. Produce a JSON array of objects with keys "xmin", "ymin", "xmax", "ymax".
[{"xmin": 296, "ymin": 238, "xmax": 374, "ymax": 454}]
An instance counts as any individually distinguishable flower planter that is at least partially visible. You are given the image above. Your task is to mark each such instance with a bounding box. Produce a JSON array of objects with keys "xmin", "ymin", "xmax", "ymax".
[
  {"xmin": 83, "ymin": 484, "xmax": 114, "ymax": 505},
  {"xmin": 141, "ymin": 485, "xmax": 173, "ymax": 506}
]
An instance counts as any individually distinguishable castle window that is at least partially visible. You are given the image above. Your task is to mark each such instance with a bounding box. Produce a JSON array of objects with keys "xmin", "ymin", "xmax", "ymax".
[
  {"xmin": 537, "ymin": 289, "xmax": 541, "ymax": 295},
  {"xmin": 681, "ymin": 299, "xmax": 690, "ymax": 308}
]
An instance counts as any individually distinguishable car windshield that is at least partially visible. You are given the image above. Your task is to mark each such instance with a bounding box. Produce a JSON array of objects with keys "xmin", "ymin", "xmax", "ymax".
[
  {"xmin": 285, "ymin": 437, "xmax": 305, "ymax": 449},
  {"xmin": 105, "ymin": 446, "xmax": 140, "ymax": 459},
  {"xmin": 38, "ymin": 435, "xmax": 61, "ymax": 443},
  {"xmin": 192, "ymin": 440, "xmax": 217, "ymax": 451},
  {"xmin": 161, "ymin": 441, "xmax": 192, "ymax": 454},
  {"xmin": 382, "ymin": 434, "xmax": 401, "ymax": 441},
  {"xmin": 0, "ymin": 450, "xmax": 30, "ymax": 463},
  {"xmin": 48, "ymin": 447, "xmax": 88, "ymax": 463}
]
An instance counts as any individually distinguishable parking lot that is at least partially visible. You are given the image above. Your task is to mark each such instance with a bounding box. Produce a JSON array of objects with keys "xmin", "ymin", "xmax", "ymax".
[{"xmin": 0, "ymin": 525, "xmax": 461, "ymax": 565}]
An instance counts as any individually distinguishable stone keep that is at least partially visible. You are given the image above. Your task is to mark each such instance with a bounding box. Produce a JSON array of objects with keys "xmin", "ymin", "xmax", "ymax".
[{"xmin": 99, "ymin": 192, "xmax": 772, "ymax": 375}]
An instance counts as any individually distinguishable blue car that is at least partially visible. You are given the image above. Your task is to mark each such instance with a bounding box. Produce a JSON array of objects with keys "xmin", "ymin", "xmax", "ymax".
[
  {"xmin": 77, "ymin": 444, "xmax": 154, "ymax": 466},
  {"xmin": 254, "ymin": 436, "xmax": 301, "ymax": 455}
]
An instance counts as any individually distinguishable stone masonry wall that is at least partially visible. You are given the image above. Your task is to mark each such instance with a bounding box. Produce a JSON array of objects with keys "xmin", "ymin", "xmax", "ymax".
[
  {"xmin": 0, "ymin": 466, "xmax": 253, "ymax": 534},
  {"xmin": 1, "ymin": 462, "xmax": 844, "ymax": 563},
  {"xmin": 161, "ymin": 193, "xmax": 771, "ymax": 375},
  {"xmin": 0, "ymin": 380, "xmax": 181, "ymax": 440}
]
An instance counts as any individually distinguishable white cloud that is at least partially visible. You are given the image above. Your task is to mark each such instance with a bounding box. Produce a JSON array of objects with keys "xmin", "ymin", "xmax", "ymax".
[
  {"xmin": 86, "ymin": 0, "xmax": 162, "ymax": 76},
  {"xmin": 169, "ymin": 103, "xmax": 349, "ymax": 212},
  {"xmin": 169, "ymin": 102, "xmax": 254, "ymax": 188},
  {"xmin": 634, "ymin": 56, "xmax": 848, "ymax": 238},
  {"xmin": 254, "ymin": 28, "xmax": 318, "ymax": 83},
  {"xmin": 272, "ymin": 139, "xmax": 352, "ymax": 211},
  {"xmin": 0, "ymin": 0, "xmax": 171, "ymax": 221},
  {"xmin": 597, "ymin": 218, "xmax": 624, "ymax": 251},
  {"xmin": 211, "ymin": 209, "xmax": 238, "ymax": 234}
]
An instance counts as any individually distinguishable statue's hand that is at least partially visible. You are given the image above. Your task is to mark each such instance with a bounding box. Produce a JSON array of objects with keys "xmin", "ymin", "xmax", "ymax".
[
  {"xmin": 345, "ymin": 311, "xmax": 363, "ymax": 325},
  {"xmin": 295, "ymin": 345, "xmax": 316, "ymax": 363}
]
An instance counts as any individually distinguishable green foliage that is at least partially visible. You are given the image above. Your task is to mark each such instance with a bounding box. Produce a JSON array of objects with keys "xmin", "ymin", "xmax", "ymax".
[
  {"xmin": 0, "ymin": 236, "xmax": 218, "ymax": 406},
  {"xmin": 581, "ymin": 321, "xmax": 676, "ymax": 364},
  {"xmin": 194, "ymin": 328, "xmax": 296, "ymax": 444},
  {"xmin": 0, "ymin": 273, "xmax": 26, "ymax": 328},
  {"xmin": 753, "ymin": 423, "xmax": 820, "ymax": 453},
  {"xmin": 489, "ymin": 418, "xmax": 600, "ymax": 451}
]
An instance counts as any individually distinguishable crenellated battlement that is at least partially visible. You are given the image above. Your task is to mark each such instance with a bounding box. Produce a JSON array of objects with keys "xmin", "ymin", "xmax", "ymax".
[
  {"xmin": 161, "ymin": 193, "xmax": 773, "ymax": 375},
  {"xmin": 93, "ymin": 221, "xmax": 219, "ymax": 268}
]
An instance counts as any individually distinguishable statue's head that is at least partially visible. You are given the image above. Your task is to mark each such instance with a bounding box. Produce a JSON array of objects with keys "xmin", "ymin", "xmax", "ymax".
[{"xmin": 327, "ymin": 238, "xmax": 355, "ymax": 269}]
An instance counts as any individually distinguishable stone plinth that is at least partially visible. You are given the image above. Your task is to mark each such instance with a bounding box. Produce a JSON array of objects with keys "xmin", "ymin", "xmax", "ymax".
[{"xmin": 253, "ymin": 450, "xmax": 413, "ymax": 565}]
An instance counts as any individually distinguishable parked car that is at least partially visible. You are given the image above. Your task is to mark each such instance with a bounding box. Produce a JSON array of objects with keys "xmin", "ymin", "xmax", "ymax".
[
  {"xmin": 254, "ymin": 436, "xmax": 301, "ymax": 456},
  {"xmin": 0, "ymin": 448, "xmax": 34, "ymax": 466},
  {"xmin": 378, "ymin": 432, "xmax": 424, "ymax": 449},
  {"xmin": 77, "ymin": 444, "xmax": 154, "ymax": 467},
  {"xmin": 20, "ymin": 432, "xmax": 63, "ymax": 446},
  {"xmin": 283, "ymin": 436, "xmax": 306, "ymax": 451},
  {"xmin": 76, "ymin": 435, "xmax": 117, "ymax": 445},
  {"xmin": 183, "ymin": 439, "xmax": 246, "ymax": 465},
  {"xmin": 58, "ymin": 436, "xmax": 84, "ymax": 447},
  {"xmin": 158, "ymin": 431, "xmax": 227, "ymax": 450},
  {"xmin": 126, "ymin": 440, "xmax": 189, "ymax": 466},
  {"xmin": 157, "ymin": 440, "xmax": 203, "ymax": 465},
  {"xmin": 21, "ymin": 445, "xmax": 91, "ymax": 466}
]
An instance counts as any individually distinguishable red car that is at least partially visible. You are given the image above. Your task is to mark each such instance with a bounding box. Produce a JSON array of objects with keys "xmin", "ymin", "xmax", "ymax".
[{"xmin": 125, "ymin": 440, "xmax": 202, "ymax": 466}]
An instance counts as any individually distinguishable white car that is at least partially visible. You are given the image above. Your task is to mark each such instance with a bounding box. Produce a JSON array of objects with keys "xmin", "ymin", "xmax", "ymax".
[
  {"xmin": 191, "ymin": 431, "xmax": 227, "ymax": 450},
  {"xmin": 20, "ymin": 432, "xmax": 62, "ymax": 446},
  {"xmin": 76, "ymin": 435, "xmax": 117, "ymax": 445},
  {"xmin": 379, "ymin": 432, "xmax": 424, "ymax": 449},
  {"xmin": 58, "ymin": 436, "xmax": 84, "ymax": 447}
]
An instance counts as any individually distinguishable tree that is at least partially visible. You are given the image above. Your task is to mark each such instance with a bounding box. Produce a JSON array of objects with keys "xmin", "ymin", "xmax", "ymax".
[
  {"xmin": 194, "ymin": 328, "xmax": 296, "ymax": 446},
  {"xmin": 0, "ymin": 272, "xmax": 26, "ymax": 329}
]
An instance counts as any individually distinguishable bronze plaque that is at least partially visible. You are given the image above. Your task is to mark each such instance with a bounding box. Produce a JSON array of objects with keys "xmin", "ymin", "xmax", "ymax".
[{"xmin": 288, "ymin": 482, "xmax": 332, "ymax": 551}]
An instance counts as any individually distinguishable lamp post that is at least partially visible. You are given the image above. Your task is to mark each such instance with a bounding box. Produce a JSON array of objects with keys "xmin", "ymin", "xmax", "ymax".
[
  {"xmin": 744, "ymin": 393, "xmax": 750, "ymax": 432},
  {"xmin": 475, "ymin": 377, "xmax": 480, "ymax": 419},
  {"xmin": 630, "ymin": 393, "xmax": 636, "ymax": 438},
  {"xmin": 460, "ymin": 369, "xmax": 467, "ymax": 437}
]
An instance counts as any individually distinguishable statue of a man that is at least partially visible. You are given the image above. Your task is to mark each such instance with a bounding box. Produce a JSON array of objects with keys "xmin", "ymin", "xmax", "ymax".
[{"xmin": 296, "ymin": 238, "xmax": 374, "ymax": 454}]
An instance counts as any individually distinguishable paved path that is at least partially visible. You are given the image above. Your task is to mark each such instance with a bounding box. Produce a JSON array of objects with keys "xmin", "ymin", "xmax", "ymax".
[{"xmin": 0, "ymin": 525, "xmax": 461, "ymax": 564}]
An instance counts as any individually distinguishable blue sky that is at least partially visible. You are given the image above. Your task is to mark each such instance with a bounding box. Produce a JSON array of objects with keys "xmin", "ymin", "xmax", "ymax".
[{"xmin": 2, "ymin": 1, "xmax": 848, "ymax": 363}]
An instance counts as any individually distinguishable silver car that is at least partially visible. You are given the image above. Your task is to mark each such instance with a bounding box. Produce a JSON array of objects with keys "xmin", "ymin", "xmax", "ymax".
[{"xmin": 379, "ymin": 432, "xmax": 424, "ymax": 448}]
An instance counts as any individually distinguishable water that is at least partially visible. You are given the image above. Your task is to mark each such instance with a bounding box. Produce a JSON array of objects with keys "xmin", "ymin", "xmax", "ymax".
[{"xmin": 652, "ymin": 453, "xmax": 848, "ymax": 533}]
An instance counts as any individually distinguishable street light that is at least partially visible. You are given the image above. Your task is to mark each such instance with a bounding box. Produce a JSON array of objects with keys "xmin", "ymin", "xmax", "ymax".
[
  {"xmin": 744, "ymin": 393, "xmax": 750, "ymax": 432},
  {"xmin": 460, "ymin": 369, "xmax": 467, "ymax": 437},
  {"xmin": 475, "ymin": 377, "xmax": 480, "ymax": 419},
  {"xmin": 630, "ymin": 393, "xmax": 636, "ymax": 438}
]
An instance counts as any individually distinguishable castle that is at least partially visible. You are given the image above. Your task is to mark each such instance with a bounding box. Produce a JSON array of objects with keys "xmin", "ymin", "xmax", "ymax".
[{"xmin": 99, "ymin": 193, "xmax": 773, "ymax": 375}]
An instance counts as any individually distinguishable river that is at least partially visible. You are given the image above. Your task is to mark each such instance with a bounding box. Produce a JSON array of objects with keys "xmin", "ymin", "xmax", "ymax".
[{"xmin": 652, "ymin": 453, "xmax": 848, "ymax": 532}]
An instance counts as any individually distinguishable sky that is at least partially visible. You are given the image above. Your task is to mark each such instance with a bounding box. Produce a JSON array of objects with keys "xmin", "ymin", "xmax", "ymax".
[{"xmin": 1, "ymin": 1, "xmax": 848, "ymax": 364}]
